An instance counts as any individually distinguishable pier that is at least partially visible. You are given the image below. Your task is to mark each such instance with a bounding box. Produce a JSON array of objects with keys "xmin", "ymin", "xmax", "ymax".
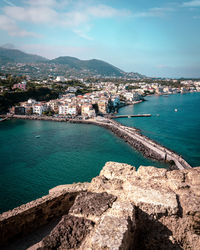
[
  {"xmin": 70, "ymin": 117, "xmax": 192, "ymax": 170},
  {"xmin": 0, "ymin": 117, "xmax": 9, "ymax": 122},
  {"xmin": 4, "ymin": 114, "xmax": 192, "ymax": 170},
  {"xmin": 112, "ymin": 114, "xmax": 151, "ymax": 119}
]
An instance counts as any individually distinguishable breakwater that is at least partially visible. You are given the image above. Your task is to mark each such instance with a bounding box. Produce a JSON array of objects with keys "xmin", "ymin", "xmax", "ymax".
[
  {"xmin": 4, "ymin": 114, "xmax": 192, "ymax": 170},
  {"xmin": 112, "ymin": 114, "xmax": 151, "ymax": 118},
  {"xmin": 71, "ymin": 118, "xmax": 192, "ymax": 170}
]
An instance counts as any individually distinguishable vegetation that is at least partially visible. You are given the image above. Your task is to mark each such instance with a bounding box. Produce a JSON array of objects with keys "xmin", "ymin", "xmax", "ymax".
[
  {"xmin": 42, "ymin": 110, "xmax": 56, "ymax": 116},
  {"xmin": 126, "ymin": 85, "xmax": 140, "ymax": 90},
  {"xmin": 0, "ymin": 88, "xmax": 59, "ymax": 114},
  {"xmin": 0, "ymin": 47, "xmax": 48, "ymax": 64},
  {"xmin": 49, "ymin": 56, "xmax": 123, "ymax": 77},
  {"xmin": 0, "ymin": 74, "xmax": 26, "ymax": 89}
]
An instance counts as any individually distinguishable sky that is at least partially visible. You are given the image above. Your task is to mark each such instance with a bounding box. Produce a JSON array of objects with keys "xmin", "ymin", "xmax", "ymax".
[{"xmin": 0, "ymin": 0, "xmax": 200, "ymax": 78}]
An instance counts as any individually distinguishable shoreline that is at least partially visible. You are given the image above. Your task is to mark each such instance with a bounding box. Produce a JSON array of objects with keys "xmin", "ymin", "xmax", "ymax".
[{"xmin": 1, "ymin": 93, "xmax": 198, "ymax": 169}]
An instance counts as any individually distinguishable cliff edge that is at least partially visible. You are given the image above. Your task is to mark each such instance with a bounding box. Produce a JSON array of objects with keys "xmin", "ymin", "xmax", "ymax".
[{"xmin": 0, "ymin": 162, "xmax": 200, "ymax": 249}]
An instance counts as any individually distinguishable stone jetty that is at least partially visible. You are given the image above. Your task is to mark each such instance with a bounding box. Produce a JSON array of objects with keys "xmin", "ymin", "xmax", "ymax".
[
  {"xmin": 4, "ymin": 114, "xmax": 192, "ymax": 170},
  {"xmin": 0, "ymin": 162, "xmax": 199, "ymax": 249},
  {"xmin": 71, "ymin": 117, "xmax": 192, "ymax": 170},
  {"xmin": 112, "ymin": 114, "xmax": 151, "ymax": 118}
]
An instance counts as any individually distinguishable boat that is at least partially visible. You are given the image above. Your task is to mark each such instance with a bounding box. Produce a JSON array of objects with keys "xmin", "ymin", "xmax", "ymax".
[
  {"xmin": 174, "ymin": 109, "xmax": 178, "ymax": 112},
  {"xmin": 35, "ymin": 135, "xmax": 40, "ymax": 138}
]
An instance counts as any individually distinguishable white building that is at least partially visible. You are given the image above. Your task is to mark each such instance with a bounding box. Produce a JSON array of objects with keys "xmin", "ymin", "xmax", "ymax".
[
  {"xmin": 56, "ymin": 76, "xmax": 66, "ymax": 82},
  {"xmin": 28, "ymin": 99, "xmax": 37, "ymax": 105},
  {"xmin": 59, "ymin": 105, "xmax": 78, "ymax": 116},
  {"xmin": 124, "ymin": 92, "xmax": 134, "ymax": 101},
  {"xmin": 59, "ymin": 105, "xmax": 68, "ymax": 115},
  {"xmin": 33, "ymin": 104, "xmax": 47, "ymax": 115},
  {"xmin": 67, "ymin": 106, "xmax": 78, "ymax": 116},
  {"xmin": 81, "ymin": 104, "xmax": 96, "ymax": 117}
]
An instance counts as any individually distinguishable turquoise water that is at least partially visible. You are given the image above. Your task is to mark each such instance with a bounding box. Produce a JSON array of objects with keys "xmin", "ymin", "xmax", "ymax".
[
  {"xmin": 117, "ymin": 92, "xmax": 200, "ymax": 167},
  {"xmin": 0, "ymin": 120, "xmax": 165, "ymax": 213}
]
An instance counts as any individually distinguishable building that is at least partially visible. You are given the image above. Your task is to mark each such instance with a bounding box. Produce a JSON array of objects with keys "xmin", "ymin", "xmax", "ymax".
[
  {"xmin": 124, "ymin": 92, "xmax": 134, "ymax": 101},
  {"xmin": 81, "ymin": 104, "xmax": 96, "ymax": 117},
  {"xmin": 47, "ymin": 100, "xmax": 60, "ymax": 113},
  {"xmin": 13, "ymin": 81, "xmax": 27, "ymax": 91},
  {"xmin": 14, "ymin": 106, "xmax": 25, "ymax": 115},
  {"xmin": 56, "ymin": 76, "xmax": 66, "ymax": 82},
  {"xmin": 98, "ymin": 100, "xmax": 108, "ymax": 114},
  {"xmin": 27, "ymin": 99, "xmax": 37, "ymax": 105},
  {"xmin": 67, "ymin": 105, "xmax": 78, "ymax": 116},
  {"xmin": 59, "ymin": 105, "xmax": 68, "ymax": 115},
  {"xmin": 132, "ymin": 93, "xmax": 143, "ymax": 101},
  {"xmin": 58, "ymin": 104, "xmax": 78, "ymax": 116},
  {"xmin": 33, "ymin": 103, "xmax": 47, "ymax": 115},
  {"xmin": 155, "ymin": 87, "xmax": 164, "ymax": 94}
]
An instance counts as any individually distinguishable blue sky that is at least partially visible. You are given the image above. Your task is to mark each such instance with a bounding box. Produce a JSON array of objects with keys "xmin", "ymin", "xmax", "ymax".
[{"xmin": 0, "ymin": 0, "xmax": 200, "ymax": 78}]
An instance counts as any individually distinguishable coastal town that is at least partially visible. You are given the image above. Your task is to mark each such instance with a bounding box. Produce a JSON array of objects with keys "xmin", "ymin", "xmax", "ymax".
[{"xmin": 1, "ymin": 73, "xmax": 200, "ymax": 118}]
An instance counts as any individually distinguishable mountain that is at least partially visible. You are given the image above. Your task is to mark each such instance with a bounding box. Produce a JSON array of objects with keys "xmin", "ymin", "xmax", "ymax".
[
  {"xmin": 0, "ymin": 47, "xmax": 144, "ymax": 78},
  {"xmin": 1, "ymin": 43, "xmax": 16, "ymax": 50},
  {"xmin": 50, "ymin": 56, "xmax": 124, "ymax": 76},
  {"xmin": 0, "ymin": 47, "xmax": 48, "ymax": 64}
]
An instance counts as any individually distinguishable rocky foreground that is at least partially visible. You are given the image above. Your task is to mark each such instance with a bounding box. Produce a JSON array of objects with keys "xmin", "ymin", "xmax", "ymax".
[{"xmin": 1, "ymin": 162, "xmax": 200, "ymax": 249}]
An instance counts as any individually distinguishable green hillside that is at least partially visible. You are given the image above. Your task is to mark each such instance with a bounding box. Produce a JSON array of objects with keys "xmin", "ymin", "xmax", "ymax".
[
  {"xmin": 0, "ymin": 47, "xmax": 48, "ymax": 64},
  {"xmin": 50, "ymin": 56, "xmax": 124, "ymax": 76}
]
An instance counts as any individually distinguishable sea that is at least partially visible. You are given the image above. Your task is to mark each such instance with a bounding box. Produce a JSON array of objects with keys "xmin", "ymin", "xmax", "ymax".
[
  {"xmin": 0, "ymin": 92, "xmax": 199, "ymax": 213},
  {"xmin": 117, "ymin": 92, "xmax": 200, "ymax": 167}
]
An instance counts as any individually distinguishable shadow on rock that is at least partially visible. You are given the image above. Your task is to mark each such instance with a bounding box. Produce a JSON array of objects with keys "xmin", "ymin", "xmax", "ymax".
[{"xmin": 133, "ymin": 208, "xmax": 182, "ymax": 250}]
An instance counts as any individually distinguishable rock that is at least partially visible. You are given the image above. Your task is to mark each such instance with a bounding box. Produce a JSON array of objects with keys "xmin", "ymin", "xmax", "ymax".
[
  {"xmin": 81, "ymin": 216, "xmax": 135, "ymax": 250},
  {"xmin": 100, "ymin": 161, "xmax": 136, "ymax": 180},
  {"xmin": 1, "ymin": 162, "xmax": 200, "ymax": 250},
  {"xmin": 69, "ymin": 192, "xmax": 117, "ymax": 222},
  {"xmin": 105, "ymin": 201, "xmax": 135, "ymax": 221},
  {"xmin": 166, "ymin": 170, "xmax": 189, "ymax": 191},
  {"xmin": 38, "ymin": 215, "xmax": 94, "ymax": 250},
  {"xmin": 137, "ymin": 166, "xmax": 167, "ymax": 179},
  {"xmin": 179, "ymin": 192, "xmax": 200, "ymax": 216},
  {"xmin": 187, "ymin": 169, "xmax": 200, "ymax": 185},
  {"xmin": 49, "ymin": 182, "xmax": 90, "ymax": 194}
]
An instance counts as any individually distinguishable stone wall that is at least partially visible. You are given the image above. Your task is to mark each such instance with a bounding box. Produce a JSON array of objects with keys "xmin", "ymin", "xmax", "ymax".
[
  {"xmin": 70, "ymin": 119, "xmax": 192, "ymax": 169},
  {"xmin": 0, "ymin": 162, "xmax": 199, "ymax": 249},
  {"xmin": 0, "ymin": 182, "xmax": 89, "ymax": 247}
]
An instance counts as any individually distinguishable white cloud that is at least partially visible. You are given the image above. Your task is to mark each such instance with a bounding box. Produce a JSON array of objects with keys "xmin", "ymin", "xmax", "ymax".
[
  {"xmin": 183, "ymin": 0, "xmax": 200, "ymax": 7},
  {"xmin": 0, "ymin": 1, "xmax": 131, "ymax": 39},
  {"xmin": 0, "ymin": 15, "xmax": 38, "ymax": 37},
  {"xmin": 26, "ymin": 0, "xmax": 57, "ymax": 6},
  {"xmin": 133, "ymin": 7, "xmax": 174, "ymax": 18},
  {"xmin": 62, "ymin": 11, "xmax": 89, "ymax": 27},
  {"xmin": 26, "ymin": 0, "xmax": 71, "ymax": 8},
  {"xmin": 73, "ymin": 25, "xmax": 93, "ymax": 40},
  {"xmin": 3, "ymin": 6, "xmax": 57, "ymax": 24},
  {"xmin": 87, "ymin": 4, "xmax": 131, "ymax": 18}
]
